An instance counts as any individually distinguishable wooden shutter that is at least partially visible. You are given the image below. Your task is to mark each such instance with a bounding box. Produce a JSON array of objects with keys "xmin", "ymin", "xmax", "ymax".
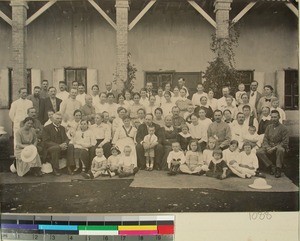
[
  {"xmin": 0, "ymin": 69, "xmax": 9, "ymax": 108},
  {"xmin": 31, "ymin": 69, "xmax": 41, "ymax": 93},
  {"xmin": 275, "ymin": 70, "xmax": 285, "ymax": 108},
  {"xmin": 53, "ymin": 68, "xmax": 64, "ymax": 91},
  {"xmin": 87, "ymin": 69, "xmax": 98, "ymax": 94}
]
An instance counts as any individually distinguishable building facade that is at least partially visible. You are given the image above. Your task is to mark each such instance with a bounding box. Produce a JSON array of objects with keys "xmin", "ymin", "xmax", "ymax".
[{"xmin": 0, "ymin": 0, "xmax": 298, "ymax": 135}]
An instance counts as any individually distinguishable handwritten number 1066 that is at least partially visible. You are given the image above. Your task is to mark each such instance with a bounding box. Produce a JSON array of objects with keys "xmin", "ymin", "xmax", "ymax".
[{"xmin": 249, "ymin": 212, "xmax": 272, "ymax": 220}]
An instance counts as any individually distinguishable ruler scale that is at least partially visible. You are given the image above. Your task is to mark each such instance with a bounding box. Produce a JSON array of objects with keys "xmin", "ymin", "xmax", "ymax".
[{"xmin": 1, "ymin": 215, "xmax": 174, "ymax": 241}]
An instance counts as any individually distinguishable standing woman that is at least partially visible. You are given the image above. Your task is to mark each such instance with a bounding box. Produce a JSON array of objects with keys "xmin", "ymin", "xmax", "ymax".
[
  {"xmin": 112, "ymin": 115, "xmax": 137, "ymax": 167},
  {"xmin": 176, "ymin": 88, "xmax": 192, "ymax": 117},
  {"xmin": 207, "ymin": 89, "xmax": 218, "ymax": 111},
  {"xmin": 124, "ymin": 90, "xmax": 134, "ymax": 106},
  {"xmin": 163, "ymin": 83, "xmax": 174, "ymax": 97},
  {"xmin": 145, "ymin": 95, "xmax": 158, "ymax": 116},
  {"xmin": 198, "ymin": 107, "xmax": 212, "ymax": 143},
  {"xmin": 187, "ymin": 113, "xmax": 208, "ymax": 152},
  {"xmin": 14, "ymin": 117, "xmax": 43, "ymax": 177},
  {"xmin": 238, "ymin": 93, "xmax": 257, "ymax": 119},
  {"xmin": 91, "ymin": 85, "xmax": 100, "ymax": 107},
  {"xmin": 112, "ymin": 107, "xmax": 127, "ymax": 135},
  {"xmin": 117, "ymin": 93, "xmax": 130, "ymax": 110},
  {"xmin": 162, "ymin": 91, "xmax": 176, "ymax": 116},
  {"xmin": 161, "ymin": 115, "xmax": 178, "ymax": 170},
  {"xmin": 194, "ymin": 96, "xmax": 214, "ymax": 120},
  {"xmin": 128, "ymin": 92, "xmax": 145, "ymax": 120},
  {"xmin": 153, "ymin": 108, "xmax": 165, "ymax": 127},
  {"xmin": 172, "ymin": 86, "xmax": 180, "ymax": 103}
]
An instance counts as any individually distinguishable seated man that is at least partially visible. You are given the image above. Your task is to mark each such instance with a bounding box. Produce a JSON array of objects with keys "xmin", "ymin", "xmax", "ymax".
[
  {"xmin": 256, "ymin": 110, "xmax": 289, "ymax": 178},
  {"xmin": 42, "ymin": 112, "xmax": 74, "ymax": 176},
  {"xmin": 207, "ymin": 110, "xmax": 231, "ymax": 150},
  {"xmin": 136, "ymin": 113, "xmax": 165, "ymax": 170}
]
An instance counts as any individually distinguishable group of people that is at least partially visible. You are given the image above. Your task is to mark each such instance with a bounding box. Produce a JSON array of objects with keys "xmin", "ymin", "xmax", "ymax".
[{"xmin": 8, "ymin": 77, "xmax": 289, "ymax": 180}]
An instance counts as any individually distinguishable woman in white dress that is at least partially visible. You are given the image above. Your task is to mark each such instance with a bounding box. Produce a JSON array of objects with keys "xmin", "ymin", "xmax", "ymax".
[
  {"xmin": 207, "ymin": 89, "xmax": 218, "ymax": 111},
  {"xmin": 112, "ymin": 115, "xmax": 137, "ymax": 166},
  {"xmin": 66, "ymin": 109, "xmax": 82, "ymax": 140},
  {"xmin": 14, "ymin": 117, "xmax": 42, "ymax": 177}
]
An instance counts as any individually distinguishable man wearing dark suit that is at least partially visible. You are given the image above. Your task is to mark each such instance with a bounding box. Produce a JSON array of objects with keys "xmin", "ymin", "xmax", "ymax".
[
  {"xmin": 247, "ymin": 80, "xmax": 262, "ymax": 112},
  {"xmin": 39, "ymin": 87, "xmax": 62, "ymax": 124},
  {"xmin": 145, "ymin": 81, "xmax": 155, "ymax": 99},
  {"xmin": 105, "ymin": 81, "xmax": 118, "ymax": 103},
  {"xmin": 136, "ymin": 113, "xmax": 165, "ymax": 170},
  {"xmin": 42, "ymin": 112, "xmax": 74, "ymax": 176}
]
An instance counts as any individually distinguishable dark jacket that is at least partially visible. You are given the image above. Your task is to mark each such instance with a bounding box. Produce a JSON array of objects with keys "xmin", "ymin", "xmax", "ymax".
[
  {"xmin": 136, "ymin": 122, "xmax": 165, "ymax": 144},
  {"xmin": 42, "ymin": 123, "xmax": 69, "ymax": 149},
  {"xmin": 39, "ymin": 97, "xmax": 62, "ymax": 124}
]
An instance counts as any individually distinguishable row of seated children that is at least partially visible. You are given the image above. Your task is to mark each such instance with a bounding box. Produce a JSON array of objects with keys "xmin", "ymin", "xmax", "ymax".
[
  {"xmin": 167, "ymin": 138, "xmax": 261, "ymax": 180},
  {"xmin": 81, "ymin": 146, "xmax": 138, "ymax": 179}
]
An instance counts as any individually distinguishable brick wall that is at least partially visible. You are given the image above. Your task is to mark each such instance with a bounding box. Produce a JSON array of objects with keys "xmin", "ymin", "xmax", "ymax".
[
  {"xmin": 214, "ymin": 0, "xmax": 232, "ymax": 39},
  {"xmin": 11, "ymin": 0, "xmax": 28, "ymax": 101}
]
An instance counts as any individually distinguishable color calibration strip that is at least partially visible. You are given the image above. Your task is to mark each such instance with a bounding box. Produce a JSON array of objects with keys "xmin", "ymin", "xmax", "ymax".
[{"xmin": 1, "ymin": 215, "xmax": 174, "ymax": 241}]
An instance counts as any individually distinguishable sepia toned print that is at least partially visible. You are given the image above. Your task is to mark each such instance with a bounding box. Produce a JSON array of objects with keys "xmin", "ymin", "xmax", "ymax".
[{"xmin": 0, "ymin": 0, "xmax": 298, "ymax": 214}]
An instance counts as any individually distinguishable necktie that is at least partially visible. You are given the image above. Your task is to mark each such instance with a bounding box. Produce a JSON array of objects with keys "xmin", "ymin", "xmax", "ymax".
[
  {"xmin": 251, "ymin": 92, "xmax": 254, "ymax": 97},
  {"xmin": 265, "ymin": 98, "xmax": 271, "ymax": 102}
]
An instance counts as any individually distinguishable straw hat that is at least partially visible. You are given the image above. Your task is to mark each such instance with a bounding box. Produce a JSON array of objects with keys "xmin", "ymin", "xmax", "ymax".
[
  {"xmin": 10, "ymin": 163, "xmax": 17, "ymax": 173},
  {"xmin": 41, "ymin": 162, "xmax": 53, "ymax": 174},
  {"xmin": 110, "ymin": 146, "xmax": 121, "ymax": 154},
  {"xmin": 20, "ymin": 145, "xmax": 37, "ymax": 163},
  {"xmin": 0, "ymin": 126, "xmax": 7, "ymax": 135},
  {"xmin": 249, "ymin": 178, "xmax": 272, "ymax": 190}
]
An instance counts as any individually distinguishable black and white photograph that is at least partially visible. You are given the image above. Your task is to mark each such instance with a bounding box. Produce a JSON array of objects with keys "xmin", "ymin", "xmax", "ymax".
[{"xmin": 0, "ymin": 0, "xmax": 298, "ymax": 216}]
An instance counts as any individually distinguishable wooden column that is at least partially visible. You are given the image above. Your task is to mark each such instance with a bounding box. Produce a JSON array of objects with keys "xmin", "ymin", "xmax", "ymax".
[
  {"xmin": 10, "ymin": 0, "xmax": 28, "ymax": 101},
  {"xmin": 115, "ymin": 0, "xmax": 129, "ymax": 92}
]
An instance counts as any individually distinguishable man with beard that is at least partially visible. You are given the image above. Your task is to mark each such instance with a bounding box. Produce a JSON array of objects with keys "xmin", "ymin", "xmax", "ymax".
[
  {"xmin": 256, "ymin": 110, "xmax": 289, "ymax": 178},
  {"xmin": 207, "ymin": 110, "xmax": 232, "ymax": 150},
  {"xmin": 40, "ymin": 79, "xmax": 49, "ymax": 99},
  {"xmin": 56, "ymin": 81, "xmax": 69, "ymax": 101},
  {"xmin": 27, "ymin": 86, "xmax": 42, "ymax": 122}
]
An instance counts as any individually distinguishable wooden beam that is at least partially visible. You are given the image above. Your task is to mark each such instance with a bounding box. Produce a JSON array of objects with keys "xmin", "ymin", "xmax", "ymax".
[
  {"xmin": 187, "ymin": 0, "xmax": 216, "ymax": 28},
  {"xmin": 0, "ymin": 9, "xmax": 12, "ymax": 26},
  {"xmin": 129, "ymin": 0, "xmax": 156, "ymax": 31},
  {"xmin": 88, "ymin": 0, "xmax": 117, "ymax": 30},
  {"xmin": 285, "ymin": 2, "xmax": 298, "ymax": 17},
  {"xmin": 26, "ymin": 0, "xmax": 57, "ymax": 26},
  {"xmin": 232, "ymin": 2, "xmax": 256, "ymax": 24}
]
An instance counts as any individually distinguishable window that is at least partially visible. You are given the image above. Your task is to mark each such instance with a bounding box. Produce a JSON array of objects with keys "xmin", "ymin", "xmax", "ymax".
[
  {"xmin": 285, "ymin": 70, "xmax": 298, "ymax": 110},
  {"xmin": 237, "ymin": 70, "xmax": 254, "ymax": 92},
  {"xmin": 145, "ymin": 71, "xmax": 175, "ymax": 93},
  {"xmin": 144, "ymin": 71, "xmax": 202, "ymax": 95},
  {"xmin": 0, "ymin": 69, "xmax": 32, "ymax": 109},
  {"xmin": 65, "ymin": 68, "xmax": 87, "ymax": 91}
]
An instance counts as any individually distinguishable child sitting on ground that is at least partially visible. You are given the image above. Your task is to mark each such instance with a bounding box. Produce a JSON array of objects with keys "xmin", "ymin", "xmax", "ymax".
[
  {"xmin": 167, "ymin": 142, "xmax": 185, "ymax": 176},
  {"xmin": 176, "ymin": 124, "xmax": 192, "ymax": 153},
  {"xmin": 82, "ymin": 147, "xmax": 107, "ymax": 179},
  {"xmin": 119, "ymin": 146, "xmax": 138, "ymax": 178},
  {"xmin": 180, "ymin": 139, "xmax": 209, "ymax": 175},
  {"xmin": 202, "ymin": 137, "xmax": 217, "ymax": 166},
  {"xmin": 142, "ymin": 126, "xmax": 158, "ymax": 171},
  {"xmin": 206, "ymin": 149, "xmax": 231, "ymax": 180},
  {"xmin": 237, "ymin": 142, "xmax": 259, "ymax": 178},
  {"xmin": 223, "ymin": 140, "xmax": 240, "ymax": 165},
  {"xmin": 107, "ymin": 146, "xmax": 121, "ymax": 177},
  {"xmin": 242, "ymin": 125, "xmax": 262, "ymax": 150}
]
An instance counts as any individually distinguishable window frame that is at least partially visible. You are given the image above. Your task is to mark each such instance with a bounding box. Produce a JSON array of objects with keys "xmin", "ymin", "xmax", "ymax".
[{"xmin": 284, "ymin": 69, "xmax": 299, "ymax": 111}]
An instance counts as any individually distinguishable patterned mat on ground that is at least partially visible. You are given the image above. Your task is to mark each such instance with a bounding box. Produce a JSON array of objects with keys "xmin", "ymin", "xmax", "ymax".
[
  {"xmin": 0, "ymin": 172, "xmax": 133, "ymax": 184},
  {"xmin": 129, "ymin": 171, "xmax": 298, "ymax": 192}
]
